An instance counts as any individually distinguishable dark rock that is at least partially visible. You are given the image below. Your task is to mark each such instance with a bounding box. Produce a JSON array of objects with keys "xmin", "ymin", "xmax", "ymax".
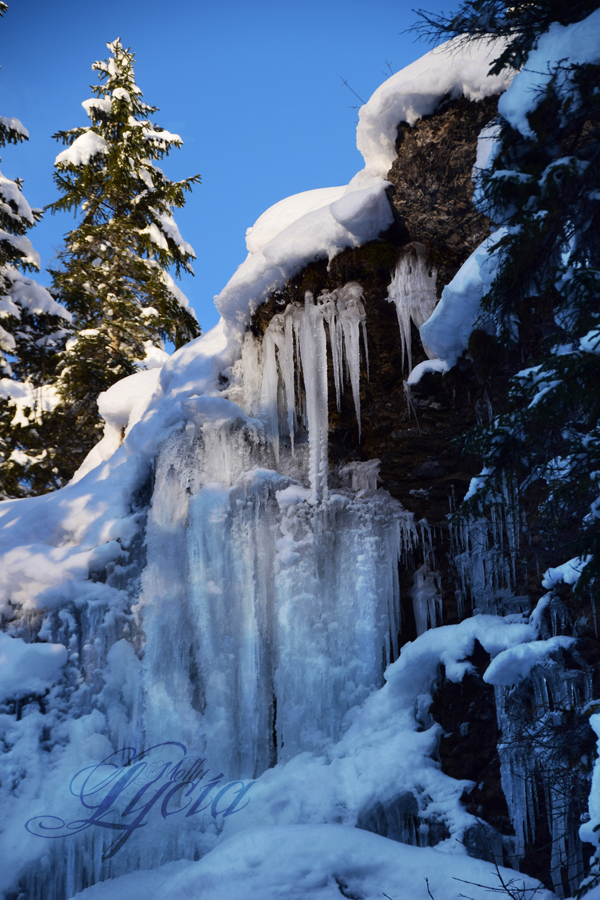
[
  {"xmin": 387, "ymin": 94, "xmax": 499, "ymax": 289},
  {"xmin": 410, "ymin": 461, "xmax": 449, "ymax": 479}
]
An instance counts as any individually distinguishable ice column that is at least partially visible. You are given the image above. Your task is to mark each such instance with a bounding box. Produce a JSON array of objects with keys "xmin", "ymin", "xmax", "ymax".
[
  {"xmin": 299, "ymin": 291, "xmax": 330, "ymax": 503},
  {"xmin": 259, "ymin": 311, "xmax": 297, "ymax": 462},
  {"xmin": 411, "ymin": 564, "xmax": 442, "ymax": 636},
  {"xmin": 273, "ymin": 490, "xmax": 418, "ymax": 759}
]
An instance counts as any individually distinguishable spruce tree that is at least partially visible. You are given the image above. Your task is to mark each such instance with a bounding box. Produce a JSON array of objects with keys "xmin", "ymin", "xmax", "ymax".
[
  {"xmin": 48, "ymin": 37, "xmax": 201, "ymax": 464},
  {"xmin": 415, "ymin": 1, "xmax": 600, "ymax": 596},
  {"xmin": 437, "ymin": 2, "xmax": 600, "ymax": 597},
  {"xmin": 0, "ymin": 1, "xmax": 71, "ymax": 499},
  {"xmin": 415, "ymin": 5, "xmax": 600, "ymax": 891}
]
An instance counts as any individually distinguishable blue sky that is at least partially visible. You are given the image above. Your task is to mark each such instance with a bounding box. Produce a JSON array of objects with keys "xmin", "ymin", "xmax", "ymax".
[{"xmin": 1, "ymin": 0, "xmax": 447, "ymax": 333}]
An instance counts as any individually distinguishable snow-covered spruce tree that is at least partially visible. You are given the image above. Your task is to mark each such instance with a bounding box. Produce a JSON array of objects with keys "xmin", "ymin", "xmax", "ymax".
[
  {"xmin": 416, "ymin": 2, "xmax": 600, "ymax": 594},
  {"xmin": 413, "ymin": 0, "xmax": 600, "ymax": 73},
  {"xmin": 48, "ymin": 37, "xmax": 201, "ymax": 464},
  {"xmin": 414, "ymin": 3, "xmax": 600, "ymax": 883},
  {"xmin": 0, "ymin": 2, "xmax": 72, "ymax": 499},
  {"xmin": 414, "ymin": 5, "xmax": 600, "ymax": 892}
]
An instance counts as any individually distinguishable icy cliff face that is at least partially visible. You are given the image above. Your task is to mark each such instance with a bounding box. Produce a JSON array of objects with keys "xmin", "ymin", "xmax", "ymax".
[{"xmin": 0, "ymin": 30, "xmax": 596, "ymax": 900}]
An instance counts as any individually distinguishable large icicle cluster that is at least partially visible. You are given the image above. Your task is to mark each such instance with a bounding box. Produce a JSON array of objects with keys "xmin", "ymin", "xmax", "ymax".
[{"xmin": 232, "ymin": 282, "xmax": 368, "ymax": 503}]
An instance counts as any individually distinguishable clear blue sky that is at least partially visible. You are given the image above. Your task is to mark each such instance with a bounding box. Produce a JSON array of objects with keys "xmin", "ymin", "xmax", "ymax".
[{"xmin": 1, "ymin": 0, "xmax": 447, "ymax": 333}]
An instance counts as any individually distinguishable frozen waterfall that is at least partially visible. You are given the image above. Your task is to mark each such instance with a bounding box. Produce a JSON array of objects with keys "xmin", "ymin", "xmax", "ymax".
[{"xmin": 139, "ymin": 324, "xmax": 419, "ymax": 779}]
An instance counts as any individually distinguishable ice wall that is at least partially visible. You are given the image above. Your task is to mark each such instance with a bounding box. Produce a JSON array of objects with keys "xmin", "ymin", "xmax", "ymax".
[
  {"xmin": 138, "ymin": 291, "xmax": 418, "ymax": 779},
  {"xmin": 494, "ymin": 656, "xmax": 593, "ymax": 898}
]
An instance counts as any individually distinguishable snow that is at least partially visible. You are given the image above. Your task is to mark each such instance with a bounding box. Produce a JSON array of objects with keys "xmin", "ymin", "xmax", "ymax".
[
  {"xmin": 1, "ymin": 267, "xmax": 72, "ymax": 319},
  {"xmin": 157, "ymin": 211, "xmax": 195, "ymax": 258},
  {"xmin": 82, "ymin": 98, "xmax": 112, "ymax": 118},
  {"xmin": 216, "ymin": 181, "xmax": 394, "ymax": 334},
  {"xmin": 0, "ymin": 323, "xmax": 15, "ymax": 352},
  {"xmin": 54, "ymin": 131, "xmax": 109, "ymax": 168},
  {"xmin": 245, "ymin": 187, "xmax": 347, "ymax": 254},
  {"xmin": 71, "ymin": 368, "xmax": 163, "ymax": 483},
  {"xmin": 143, "ymin": 128, "xmax": 182, "ymax": 146},
  {"xmin": 473, "ymin": 120, "xmax": 501, "ymax": 173},
  {"xmin": 111, "ymin": 87, "xmax": 130, "ymax": 102},
  {"xmin": 0, "ymin": 379, "xmax": 61, "ymax": 427},
  {"xmin": 541, "ymin": 556, "xmax": 591, "ymax": 590},
  {"xmin": 582, "ymin": 715, "xmax": 600, "ymax": 852},
  {"xmin": 0, "ymin": 35, "xmax": 555, "ymax": 900},
  {"xmin": 580, "ymin": 328, "xmax": 600, "ymax": 354},
  {"xmin": 0, "ymin": 230, "xmax": 40, "ymax": 268},
  {"xmin": 407, "ymin": 359, "xmax": 450, "ymax": 385},
  {"xmin": 161, "ymin": 268, "xmax": 193, "ymax": 310},
  {"xmin": 354, "ymin": 36, "xmax": 513, "ymax": 185},
  {"xmin": 0, "ymin": 116, "xmax": 29, "ymax": 139},
  {"xmin": 0, "ymin": 172, "xmax": 36, "ymax": 224},
  {"xmin": 484, "ymin": 635, "xmax": 576, "ymax": 686},
  {"xmin": 141, "ymin": 222, "xmax": 168, "ymax": 250},
  {"xmin": 463, "ymin": 466, "xmax": 494, "ymax": 503},
  {"xmin": 0, "ymin": 632, "xmax": 67, "ymax": 703},
  {"xmin": 135, "ymin": 340, "xmax": 170, "ymax": 370},
  {"xmin": 420, "ymin": 229, "xmax": 505, "ymax": 367},
  {"xmin": 69, "ymin": 825, "xmax": 551, "ymax": 900},
  {"xmin": 498, "ymin": 8, "xmax": 600, "ymax": 139},
  {"xmin": 0, "ymin": 116, "xmax": 29, "ymax": 138}
]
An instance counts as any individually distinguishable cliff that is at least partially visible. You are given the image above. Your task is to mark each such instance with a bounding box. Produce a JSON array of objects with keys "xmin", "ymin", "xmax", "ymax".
[{"xmin": 0, "ymin": 33, "xmax": 597, "ymax": 900}]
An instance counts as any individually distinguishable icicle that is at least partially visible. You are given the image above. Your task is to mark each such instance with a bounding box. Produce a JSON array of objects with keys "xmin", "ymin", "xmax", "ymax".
[
  {"xmin": 257, "ymin": 281, "xmax": 368, "ymax": 502},
  {"xmin": 336, "ymin": 282, "xmax": 367, "ymax": 439},
  {"xmin": 387, "ymin": 244, "xmax": 438, "ymax": 373},
  {"xmin": 299, "ymin": 291, "xmax": 330, "ymax": 503},
  {"xmin": 494, "ymin": 660, "xmax": 593, "ymax": 898},
  {"xmin": 338, "ymin": 458, "xmax": 381, "ymax": 492},
  {"xmin": 448, "ymin": 475, "xmax": 528, "ymax": 616},
  {"xmin": 319, "ymin": 289, "xmax": 343, "ymax": 411},
  {"xmin": 226, "ymin": 330, "xmax": 263, "ymax": 416},
  {"xmin": 411, "ymin": 564, "xmax": 442, "ymax": 636},
  {"xmin": 283, "ymin": 311, "xmax": 297, "ymax": 452},
  {"xmin": 258, "ymin": 323, "xmax": 281, "ymax": 463}
]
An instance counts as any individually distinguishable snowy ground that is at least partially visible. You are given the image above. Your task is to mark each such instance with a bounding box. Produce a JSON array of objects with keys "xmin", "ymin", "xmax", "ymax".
[{"xmin": 71, "ymin": 826, "xmax": 552, "ymax": 900}]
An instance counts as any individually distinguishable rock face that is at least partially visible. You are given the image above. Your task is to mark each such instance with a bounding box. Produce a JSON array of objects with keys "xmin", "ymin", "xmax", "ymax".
[
  {"xmin": 249, "ymin": 94, "xmax": 597, "ymax": 895},
  {"xmin": 387, "ymin": 94, "xmax": 498, "ymax": 288}
]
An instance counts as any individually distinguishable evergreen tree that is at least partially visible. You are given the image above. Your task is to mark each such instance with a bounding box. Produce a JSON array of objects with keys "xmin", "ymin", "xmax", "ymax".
[
  {"xmin": 0, "ymin": 1, "xmax": 71, "ymax": 499},
  {"xmin": 414, "ymin": 3, "xmax": 600, "ymax": 592},
  {"xmin": 413, "ymin": 0, "xmax": 600, "ymax": 73},
  {"xmin": 48, "ymin": 37, "xmax": 201, "ymax": 464},
  {"xmin": 414, "ymin": 5, "xmax": 600, "ymax": 889}
]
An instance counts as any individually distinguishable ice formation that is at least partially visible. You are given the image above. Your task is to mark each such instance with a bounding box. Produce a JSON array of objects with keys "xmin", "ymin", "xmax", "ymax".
[
  {"xmin": 0, "ymin": 25, "xmax": 589, "ymax": 900},
  {"xmin": 494, "ymin": 652, "xmax": 593, "ymax": 897},
  {"xmin": 244, "ymin": 282, "xmax": 368, "ymax": 500},
  {"xmin": 387, "ymin": 243, "xmax": 438, "ymax": 373}
]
